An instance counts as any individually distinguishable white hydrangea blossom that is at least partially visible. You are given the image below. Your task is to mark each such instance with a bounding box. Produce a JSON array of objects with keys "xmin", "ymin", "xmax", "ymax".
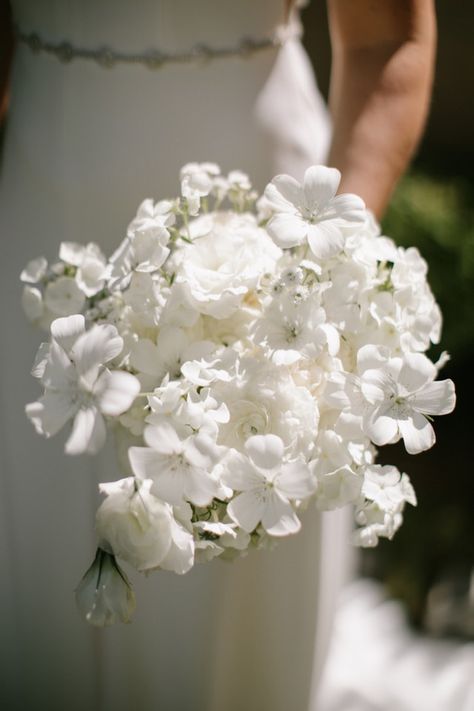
[{"xmin": 22, "ymin": 163, "xmax": 456, "ymax": 625}]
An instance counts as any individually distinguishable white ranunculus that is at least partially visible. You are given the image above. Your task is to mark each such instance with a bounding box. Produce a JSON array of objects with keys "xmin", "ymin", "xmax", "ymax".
[
  {"xmin": 175, "ymin": 212, "xmax": 281, "ymax": 318},
  {"xmin": 211, "ymin": 357, "xmax": 318, "ymax": 457}
]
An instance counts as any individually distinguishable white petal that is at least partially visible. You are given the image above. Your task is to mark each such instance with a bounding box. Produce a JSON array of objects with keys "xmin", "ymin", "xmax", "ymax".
[
  {"xmin": 412, "ymin": 379, "xmax": 456, "ymax": 416},
  {"xmin": 331, "ymin": 193, "xmax": 366, "ymax": 220},
  {"xmin": 398, "ymin": 413, "xmax": 435, "ymax": 454},
  {"xmin": 399, "ymin": 353, "xmax": 436, "ymax": 393},
  {"xmin": 303, "ymin": 165, "xmax": 340, "ymax": 207},
  {"xmin": 20, "ymin": 256, "xmax": 48, "ymax": 283},
  {"xmin": 307, "ymin": 221, "xmax": 344, "ymax": 260},
  {"xmin": 143, "ymin": 422, "xmax": 183, "ymax": 455},
  {"xmin": 72, "ymin": 324, "xmax": 123, "ymax": 378},
  {"xmin": 221, "ymin": 452, "xmax": 264, "ymax": 491},
  {"xmin": 364, "ymin": 409, "xmax": 399, "ymax": 446},
  {"xmin": 160, "ymin": 518, "xmax": 194, "ymax": 574},
  {"xmin": 267, "ymin": 213, "xmax": 308, "ymax": 248},
  {"xmin": 184, "ymin": 469, "xmax": 218, "ymax": 507},
  {"xmin": 130, "ymin": 338, "xmax": 161, "ymax": 377},
  {"xmin": 265, "ymin": 175, "xmax": 302, "ymax": 211},
  {"xmin": 227, "ymin": 490, "xmax": 265, "ymax": 533},
  {"xmin": 277, "ymin": 461, "xmax": 316, "ymax": 500},
  {"xmin": 261, "ymin": 491, "xmax": 301, "ymax": 537},
  {"xmin": 128, "ymin": 446, "xmax": 162, "ymax": 480},
  {"xmin": 26, "ymin": 392, "xmax": 77, "ymax": 437},
  {"xmin": 245, "ymin": 434, "xmax": 284, "ymax": 470},
  {"xmin": 65, "ymin": 406, "xmax": 106, "ymax": 455},
  {"xmin": 51, "ymin": 315, "xmax": 85, "ymax": 352},
  {"xmin": 94, "ymin": 370, "xmax": 140, "ymax": 415}
]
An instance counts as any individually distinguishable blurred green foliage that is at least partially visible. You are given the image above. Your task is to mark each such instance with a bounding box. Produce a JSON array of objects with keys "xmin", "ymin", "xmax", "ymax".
[{"xmin": 382, "ymin": 172, "xmax": 474, "ymax": 361}]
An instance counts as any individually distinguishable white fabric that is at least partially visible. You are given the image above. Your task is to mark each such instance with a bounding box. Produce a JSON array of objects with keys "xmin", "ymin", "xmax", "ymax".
[
  {"xmin": 315, "ymin": 579, "xmax": 474, "ymax": 711},
  {"xmin": 0, "ymin": 3, "xmax": 340, "ymax": 710}
]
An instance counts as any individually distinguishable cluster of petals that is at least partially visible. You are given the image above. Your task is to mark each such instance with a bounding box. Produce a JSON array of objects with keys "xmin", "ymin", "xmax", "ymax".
[{"xmin": 22, "ymin": 163, "xmax": 456, "ymax": 624}]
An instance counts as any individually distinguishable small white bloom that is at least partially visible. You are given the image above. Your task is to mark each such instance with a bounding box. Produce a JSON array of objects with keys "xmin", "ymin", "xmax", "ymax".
[
  {"xmin": 129, "ymin": 421, "xmax": 221, "ymax": 507},
  {"xmin": 223, "ymin": 434, "xmax": 316, "ymax": 536},
  {"xmin": 265, "ymin": 165, "xmax": 365, "ymax": 259},
  {"xmin": 26, "ymin": 315, "xmax": 140, "ymax": 454},
  {"xmin": 357, "ymin": 346, "xmax": 456, "ymax": 454}
]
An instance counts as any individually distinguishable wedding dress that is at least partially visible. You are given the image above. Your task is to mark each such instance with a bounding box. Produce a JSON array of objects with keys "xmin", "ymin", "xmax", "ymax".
[{"xmin": 0, "ymin": 2, "xmax": 352, "ymax": 709}]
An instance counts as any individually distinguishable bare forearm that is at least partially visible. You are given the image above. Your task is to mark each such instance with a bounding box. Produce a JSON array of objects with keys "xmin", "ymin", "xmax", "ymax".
[
  {"xmin": 0, "ymin": 1, "xmax": 13, "ymax": 124},
  {"xmin": 327, "ymin": 0, "xmax": 436, "ymax": 218}
]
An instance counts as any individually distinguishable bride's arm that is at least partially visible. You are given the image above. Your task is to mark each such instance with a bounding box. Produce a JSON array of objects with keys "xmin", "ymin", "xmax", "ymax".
[
  {"xmin": 0, "ymin": 0, "xmax": 13, "ymax": 124},
  {"xmin": 326, "ymin": 0, "xmax": 436, "ymax": 218}
]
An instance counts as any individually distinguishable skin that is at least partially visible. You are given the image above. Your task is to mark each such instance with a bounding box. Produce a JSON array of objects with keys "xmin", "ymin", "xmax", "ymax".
[{"xmin": 1, "ymin": 0, "xmax": 436, "ymax": 218}]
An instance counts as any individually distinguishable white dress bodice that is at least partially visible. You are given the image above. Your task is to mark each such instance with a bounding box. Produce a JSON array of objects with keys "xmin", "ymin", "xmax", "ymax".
[{"xmin": 0, "ymin": 4, "xmax": 348, "ymax": 711}]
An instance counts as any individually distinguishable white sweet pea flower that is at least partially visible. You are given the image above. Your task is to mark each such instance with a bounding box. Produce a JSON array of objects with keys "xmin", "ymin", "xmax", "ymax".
[
  {"xmin": 357, "ymin": 345, "xmax": 456, "ymax": 454},
  {"xmin": 222, "ymin": 434, "xmax": 316, "ymax": 536},
  {"xmin": 60, "ymin": 241, "xmax": 108, "ymax": 297},
  {"xmin": 264, "ymin": 165, "xmax": 366, "ymax": 260},
  {"xmin": 26, "ymin": 315, "xmax": 140, "ymax": 455},
  {"xmin": 353, "ymin": 505, "xmax": 403, "ymax": 547},
  {"xmin": 22, "ymin": 285, "xmax": 44, "ymax": 324},
  {"xmin": 129, "ymin": 421, "xmax": 221, "ymax": 507},
  {"xmin": 108, "ymin": 199, "xmax": 173, "ymax": 287},
  {"xmin": 361, "ymin": 464, "xmax": 417, "ymax": 512},
  {"xmin": 75, "ymin": 548, "xmax": 135, "ymax": 626},
  {"xmin": 180, "ymin": 162, "xmax": 220, "ymax": 215},
  {"xmin": 96, "ymin": 477, "xmax": 194, "ymax": 574}
]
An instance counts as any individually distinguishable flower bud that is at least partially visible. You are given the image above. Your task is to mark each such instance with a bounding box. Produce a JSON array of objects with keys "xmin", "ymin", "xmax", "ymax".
[{"xmin": 75, "ymin": 548, "xmax": 135, "ymax": 626}]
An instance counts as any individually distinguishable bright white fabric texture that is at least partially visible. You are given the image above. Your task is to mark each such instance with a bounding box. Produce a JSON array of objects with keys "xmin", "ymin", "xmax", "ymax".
[{"xmin": 0, "ymin": 2, "xmax": 347, "ymax": 710}]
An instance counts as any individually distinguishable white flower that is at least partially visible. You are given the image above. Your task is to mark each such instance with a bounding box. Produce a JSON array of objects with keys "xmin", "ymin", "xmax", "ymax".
[
  {"xmin": 129, "ymin": 421, "xmax": 221, "ymax": 506},
  {"xmin": 357, "ymin": 346, "xmax": 456, "ymax": 454},
  {"xmin": 130, "ymin": 327, "xmax": 215, "ymax": 383},
  {"xmin": 175, "ymin": 212, "xmax": 281, "ymax": 318},
  {"xmin": 44, "ymin": 276, "xmax": 86, "ymax": 316},
  {"xmin": 108, "ymin": 199, "xmax": 173, "ymax": 287},
  {"xmin": 96, "ymin": 477, "xmax": 194, "ymax": 574},
  {"xmin": 222, "ymin": 434, "xmax": 316, "ymax": 536},
  {"xmin": 313, "ymin": 465, "xmax": 362, "ymax": 510},
  {"xmin": 264, "ymin": 165, "xmax": 365, "ymax": 259},
  {"xmin": 180, "ymin": 162, "xmax": 220, "ymax": 214},
  {"xmin": 60, "ymin": 241, "xmax": 108, "ymax": 297},
  {"xmin": 211, "ymin": 357, "xmax": 318, "ymax": 456},
  {"xmin": 75, "ymin": 548, "xmax": 135, "ymax": 626},
  {"xmin": 20, "ymin": 256, "xmax": 48, "ymax": 284},
  {"xmin": 361, "ymin": 464, "xmax": 417, "ymax": 512},
  {"xmin": 26, "ymin": 315, "xmax": 140, "ymax": 454},
  {"xmin": 253, "ymin": 297, "xmax": 339, "ymax": 365}
]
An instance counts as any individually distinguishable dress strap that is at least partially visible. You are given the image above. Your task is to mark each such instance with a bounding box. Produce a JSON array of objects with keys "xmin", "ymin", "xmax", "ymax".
[{"xmin": 14, "ymin": 21, "xmax": 302, "ymax": 70}]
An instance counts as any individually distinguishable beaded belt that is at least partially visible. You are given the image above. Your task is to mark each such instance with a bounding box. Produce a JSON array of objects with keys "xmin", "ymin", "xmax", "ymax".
[{"xmin": 15, "ymin": 22, "xmax": 301, "ymax": 69}]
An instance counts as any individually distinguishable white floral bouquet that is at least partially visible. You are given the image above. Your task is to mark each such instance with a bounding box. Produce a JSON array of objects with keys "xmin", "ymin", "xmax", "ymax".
[{"xmin": 21, "ymin": 163, "xmax": 455, "ymax": 626}]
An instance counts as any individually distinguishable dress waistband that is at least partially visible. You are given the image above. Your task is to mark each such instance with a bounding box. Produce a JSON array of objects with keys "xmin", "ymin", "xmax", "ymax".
[{"xmin": 14, "ymin": 21, "xmax": 302, "ymax": 70}]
